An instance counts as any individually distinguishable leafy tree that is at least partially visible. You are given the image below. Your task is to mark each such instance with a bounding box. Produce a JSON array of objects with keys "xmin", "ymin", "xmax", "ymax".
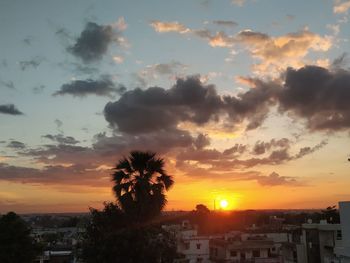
[
  {"xmin": 81, "ymin": 151, "xmax": 177, "ymax": 263},
  {"xmin": 112, "ymin": 151, "xmax": 174, "ymax": 222},
  {"xmin": 195, "ymin": 204, "xmax": 210, "ymax": 214},
  {"xmin": 81, "ymin": 202, "xmax": 177, "ymax": 263},
  {"xmin": 321, "ymin": 205, "xmax": 340, "ymax": 223},
  {"xmin": 0, "ymin": 212, "xmax": 41, "ymax": 263}
]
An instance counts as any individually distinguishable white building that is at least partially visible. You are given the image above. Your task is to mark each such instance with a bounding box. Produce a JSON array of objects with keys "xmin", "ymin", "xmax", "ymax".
[{"xmin": 334, "ymin": 201, "xmax": 350, "ymax": 262}]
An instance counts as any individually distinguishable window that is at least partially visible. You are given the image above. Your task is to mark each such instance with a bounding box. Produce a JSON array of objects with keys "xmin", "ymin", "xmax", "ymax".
[
  {"xmin": 196, "ymin": 243, "xmax": 201, "ymax": 249},
  {"xmin": 230, "ymin": 250, "xmax": 237, "ymax": 257},
  {"xmin": 253, "ymin": 250, "xmax": 260, "ymax": 257},
  {"xmin": 184, "ymin": 243, "xmax": 190, "ymax": 250},
  {"xmin": 337, "ymin": 230, "xmax": 342, "ymax": 240},
  {"xmin": 196, "ymin": 258, "xmax": 203, "ymax": 263}
]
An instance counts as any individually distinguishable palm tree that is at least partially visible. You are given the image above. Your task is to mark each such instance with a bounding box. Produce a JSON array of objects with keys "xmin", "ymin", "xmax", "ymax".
[{"xmin": 112, "ymin": 151, "xmax": 174, "ymax": 222}]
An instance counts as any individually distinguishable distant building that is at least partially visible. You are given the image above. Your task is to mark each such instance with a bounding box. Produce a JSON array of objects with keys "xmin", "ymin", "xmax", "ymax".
[{"xmin": 210, "ymin": 237, "xmax": 283, "ymax": 263}]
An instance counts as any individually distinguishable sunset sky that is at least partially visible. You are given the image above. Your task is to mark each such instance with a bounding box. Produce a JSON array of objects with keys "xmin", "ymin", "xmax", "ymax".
[{"xmin": 1, "ymin": 0, "xmax": 350, "ymax": 213}]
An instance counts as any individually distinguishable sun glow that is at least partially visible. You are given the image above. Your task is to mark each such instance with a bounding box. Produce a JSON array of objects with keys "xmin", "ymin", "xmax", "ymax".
[{"xmin": 219, "ymin": 199, "xmax": 229, "ymax": 209}]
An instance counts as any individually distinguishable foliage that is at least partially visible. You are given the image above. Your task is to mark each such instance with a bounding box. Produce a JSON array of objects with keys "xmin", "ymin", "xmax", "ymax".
[
  {"xmin": 0, "ymin": 212, "xmax": 41, "ymax": 263},
  {"xmin": 112, "ymin": 151, "xmax": 174, "ymax": 222},
  {"xmin": 321, "ymin": 205, "xmax": 340, "ymax": 223},
  {"xmin": 81, "ymin": 151, "xmax": 177, "ymax": 263},
  {"xmin": 81, "ymin": 202, "xmax": 177, "ymax": 263}
]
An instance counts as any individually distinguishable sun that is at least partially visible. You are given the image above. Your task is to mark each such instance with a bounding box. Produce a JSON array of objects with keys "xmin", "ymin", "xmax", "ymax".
[{"xmin": 219, "ymin": 199, "xmax": 229, "ymax": 210}]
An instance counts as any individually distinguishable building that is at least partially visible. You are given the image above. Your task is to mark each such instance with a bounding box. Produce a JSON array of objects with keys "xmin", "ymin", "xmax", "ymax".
[
  {"xmin": 334, "ymin": 201, "xmax": 350, "ymax": 262},
  {"xmin": 209, "ymin": 231, "xmax": 283, "ymax": 263},
  {"xmin": 302, "ymin": 219, "xmax": 342, "ymax": 263}
]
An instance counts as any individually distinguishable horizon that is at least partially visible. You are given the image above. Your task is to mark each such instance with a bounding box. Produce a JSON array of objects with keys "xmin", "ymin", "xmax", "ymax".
[{"xmin": 1, "ymin": 0, "xmax": 350, "ymax": 214}]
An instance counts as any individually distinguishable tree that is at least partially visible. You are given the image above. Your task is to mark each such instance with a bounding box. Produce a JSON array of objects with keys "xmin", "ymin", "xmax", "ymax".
[
  {"xmin": 81, "ymin": 203, "xmax": 177, "ymax": 263},
  {"xmin": 112, "ymin": 151, "xmax": 174, "ymax": 222},
  {"xmin": 321, "ymin": 205, "xmax": 340, "ymax": 223},
  {"xmin": 0, "ymin": 212, "xmax": 41, "ymax": 263},
  {"xmin": 81, "ymin": 151, "xmax": 177, "ymax": 263},
  {"xmin": 195, "ymin": 204, "xmax": 210, "ymax": 214}
]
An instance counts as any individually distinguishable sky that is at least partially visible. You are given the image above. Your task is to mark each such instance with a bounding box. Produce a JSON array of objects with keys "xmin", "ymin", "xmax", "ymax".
[{"xmin": 1, "ymin": 0, "xmax": 350, "ymax": 213}]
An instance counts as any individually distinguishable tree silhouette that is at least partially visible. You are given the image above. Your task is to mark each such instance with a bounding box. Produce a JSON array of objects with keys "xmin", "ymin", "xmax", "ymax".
[
  {"xmin": 112, "ymin": 151, "xmax": 174, "ymax": 222},
  {"xmin": 321, "ymin": 205, "xmax": 340, "ymax": 223},
  {"xmin": 81, "ymin": 152, "xmax": 177, "ymax": 262},
  {"xmin": 0, "ymin": 212, "xmax": 41, "ymax": 263}
]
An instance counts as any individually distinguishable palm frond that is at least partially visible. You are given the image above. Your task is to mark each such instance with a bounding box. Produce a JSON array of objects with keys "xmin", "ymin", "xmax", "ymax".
[{"xmin": 157, "ymin": 174, "xmax": 174, "ymax": 190}]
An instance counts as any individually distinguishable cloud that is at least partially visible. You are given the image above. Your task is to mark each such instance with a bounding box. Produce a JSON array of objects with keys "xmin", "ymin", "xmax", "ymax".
[
  {"xmin": 231, "ymin": 0, "xmax": 246, "ymax": 6},
  {"xmin": 55, "ymin": 119, "xmax": 63, "ymax": 133},
  {"xmin": 0, "ymin": 163, "xmax": 109, "ymax": 187},
  {"xmin": 53, "ymin": 76, "xmax": 126, "ymax": 97},
  {"xmin": 177, "ymin": 160, "xmax": 302, "ymax": 186},
  {"xmin": 150, "ymin": 20, "xmax": 190, "ymax": 33},
  {"xmin": 193, "ymin": 133, "xmax": 211, "ymax": 150},
  {"xmin": 334, "ymin": 0, "xmax": 350, "ymax": 13},
  {"xmin": 150, "ymin": 21, "xmax": 332, "ymax": 74},
  {"xmin": 104, "ymin": 76, "xmax": 222, "ymax": 133},
  {"xmin": 252, "ymin": 138, "xmax": 290, "ymax": 155},
  {"xmin": 111, "ymin": 17, "xmax": 127, "ymax": 31},
  {"xmin": 294, "ymin": 140, "xmax": 328, "ymax": 159},
  {"xmin": 7, "ymin": 141, "xmax": 26, "ymax": 149},
  {"xmin": 0, "ymin": 104, "xmax": 23, "ymax": 115},
  {"xmin": 113, "ymin": 56, "xmax": 124, "ymax": 64},
  {"xmin": 278, "ymin": 66, "xmax": 350, "ymax": 131},
  {"xmin": 256, "ymin": 172, "xmax": 301, "ymax": 186},
  {"xmin": 1, "ymin": 80, "xmax": 15, "ymax": 89},
  {"xmin": 42, "ymin": 134, "xmax": 80, "ymax": 145},
  {"xmin": 19, "ymin": 57, "xmax": 43, "ymax": 70},
  {"xmin": 32, "ymin": 85, "xmax": 45, "ymax": 94},
  {"xmin": 134, "ymin": 61, "xmax": 187, "ymax": 86},
  {"xmin": 203, "ymin": 28, "xmax": 331, "ymax": 74},
  {"xmin": 104, "ymin": 75, "xmax": 279, "ymax": 134},
  {"xmin": 212, "ymin": 20, "xmax": 238, "ymax": 27},
  {"xmin": 175, "ymin": 137, "xmax": 326, "ymax": 173},
  {"xmin": 68, "ymin": 21, "xmax": 125, "ymax": 63}
]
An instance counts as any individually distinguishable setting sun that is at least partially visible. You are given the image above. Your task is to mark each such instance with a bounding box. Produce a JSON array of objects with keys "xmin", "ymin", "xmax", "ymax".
[{"xmin": 220, "ymin": 199, "xmax": 229, "ymax": 209}]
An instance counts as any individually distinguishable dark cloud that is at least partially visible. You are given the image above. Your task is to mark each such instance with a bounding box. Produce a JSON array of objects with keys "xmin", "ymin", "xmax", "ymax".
[
  {"xmin": 0, "ymin": 104, "xmax": 23, "ymax": 115},
  {"xmin": 222, "ymin": 144, "xmax": 247, "ymax": 155},
  {"xmin": 252, "ymin": 138, "xmax": 290, "ymax": 155},
  {"xmin": 53, "ymin": 76, "xmax": 125, "ymax": 97},
  {"xmin": 332, "ymin": 53, "xmax": 348, "ymax": 70},
  {"xmin": 0, "ymin": 163, "xmax": 108, "ymax": 187},
  {"xmin": 19, "ymin": 57, "xmax": 43, "ymax": 71},
  {"xmin": 278, "ymin": 66, "xmax": 350, "ymax": 131},
  {"xmin": 68, "ymin": 22, "xmax": 122, "ymax": 63},
  {"xmin": 104, "ymin": 76, "xmax": 222, "ymax": 133},
  {"xmin": 294, "ymin": 140, "xmax": 328, "ymax": 159},
  {"xmin": 104, "ymin": 75, "xmax": 277, "ymax": 134},
  {"xmin": 7, "ymin": 141, "xmax": 26, "ymax": 149},
  {"xmin": 42, "ymin": 134, "xmax": 80, "ymax": 145},
  {"xmin": 193, "ymin": 133, "xmax": 210, "ymax": 150},
  {"xmin": 175, "ymin": 137, "xmax": 326, "ymax": 173}
]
